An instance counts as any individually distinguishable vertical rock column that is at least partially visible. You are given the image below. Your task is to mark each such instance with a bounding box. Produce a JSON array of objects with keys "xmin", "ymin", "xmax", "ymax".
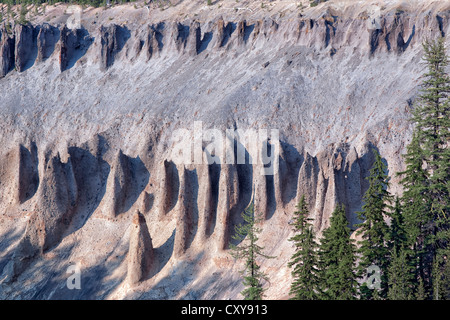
[
  {"xmin": 127, "ymin": 210, "xmax": 154, "ymax": 286},
  {"xmin": 36, "ymin": 24, "xmax": 54, "ymax": 62},
  {"xmin": 272, "ymin": 139, "xmax": 285, "ymax": 211},
  {"xmin": 173, "ymin": 166, "xmax": 196, "ymax": 259},
  {"xmin": 253, "ymin": 163, "xmax": 268, "ymax": 220},
  {"xmin": 215, "ymin": 17, "xmax": 234, "ymax": 49},
  {"xmin": 215, "ymin": 17, "xmax": 226, "ymax": 48},
  {"xmin": 17, "ymin": 144, "xmax": 39, "ymax": 204},
  {"xmin": 186, "ymin": 20, "xmax": 201, "ymax": 56},
  {"xmin": 195, "ymin": 163, "xmax": 214, "ymax": 244},
  {"xmin": 103, "ymin": 150, "xmax": 133, "ymax": 218},
  {"xmin": 59, "ymin": 25, "xmax": 74, "ymax": 72},
  {"xmin": 14, "ymin": 24, "xmax": 34, "ymax": 72},
  {"xmin": 343, "ymin": 147, "xmax": 364, "ymax": 228},
  {"xmin": 0, "ymin": 25, "xmax": 15, "ymax": 77},
  {"xmin": 157, "ymin": 160, "xmax": 178, "ymax": 219},
  {"xmin": 215, "ymin": 164, "xmax": 239, "ymax": 251},
  {"xmin": 99, "ymin": 24, "xmax": 122, "ymax": 71},
  {"xmin": 145, "ymin": 25, "xmax": 161, "ymax": 61},
  {"xmin": 236, "ymin": 20, "xmax": 246, "ymax": 46},
  {"xmin": 39, "ymin": 153, "xmax": 78, "ymax": 251},
  {"xmin": 4, "ymin": 151, "xmax": 78, "ymax": 282},
  {"xmin": 295, "ymin": 152, "xmax": 319, "ymax": 212}
]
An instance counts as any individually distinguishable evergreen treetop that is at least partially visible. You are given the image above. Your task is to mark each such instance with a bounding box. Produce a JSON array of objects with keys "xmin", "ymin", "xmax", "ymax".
[
  {"xmin": 398, "ymin": 36, "xmax": 450, "ymax": 298},
  {"xmin": 356, "ymin": 148, "xmax": 393, "ymax": 299},
  {"xmin": 288, "ymin": 195, "xmax": 321, "ymax": 300},
  {"xmin": 229, "ymin": 200, "xmax": 273, "ymax": 300},
  {"xmin": 318, "ymin": 204, "xmax": 357, "ymax": 300}
]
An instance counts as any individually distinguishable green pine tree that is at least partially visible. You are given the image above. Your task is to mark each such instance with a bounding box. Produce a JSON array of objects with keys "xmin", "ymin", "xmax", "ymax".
[
  {"xmin": 288, "ymin": 195, "xmax": 321, "ymax": 300},
  {"xmin": 309, "ymin": 0, "xmax": 328, "ymax": 7},
  {"xmin": 18, "ymin": 4, "xmax": 28, "ymax": 25},
  {"xmin": 443, "ymin": 249, "xmax": 450, "ymax": 300},
  {"xmin": 387, "ymin": 246, "xmax": 414, "ymax": 300},
  {"xmin": 398, "ymin": 37, "xmax": 450, "ymax": 298},
  {"xmin": 389, "ymin": 197, "xmax": 408, "ymax": 252},
  {"xmin": 398, "ymin": 131, "xmax": 433, "ymax": 297},
  {"xmin": 416, "ymin": 276, "xmax": 426, "ymax": 300},
  {"xmin": 432, "ymin": 256, "xmax": 443, "ymax": 300},
  {"xmin": 387, "ymin": 197, "xmax": 415, "ymax": 300},
  {"xmin": 356, "ymin": 148, "xmax": 393, "ymax": 299},
  {"xmin": 416, "ymin": 38, "xmax": 450, "ymax": 259},
  {"xmin": 229, "ymin": 200, "xmax": 274, "ymax": 300},
  {"xmin": 318, "ymin": 204, "xmax": 357, "ymax": 300}
]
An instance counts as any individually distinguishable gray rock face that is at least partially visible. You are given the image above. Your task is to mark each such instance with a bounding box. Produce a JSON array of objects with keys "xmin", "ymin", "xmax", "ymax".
[
  {"xmin": 59, "ymin": 25, "xmax": 72, "ymax": 71},
  {"xmin": 215, "ymin": 17, "xmax": 231, "ymax": 48},
  {"xmin": 215, "ymin": 164, "xmax": 240, "ymax": 251},
  {"xmin": 188, "ymin": 21, "xmax": 201, "ymax": 56},
  {"xmin": 0, "ymin": 0, "xmax": 448, "ymax": 299},
  {"xmin": 59, "ymin": 26, "xmax": 93, "ymax": 72},
  {"xmin": 17, "ymin": 144, "xmax": 39, "ymax": 204},
  {"xmin": 157, "ymin": 160, "xmax": 179, "ymax": 219},
  {"xmin": 36, "ymin": 152, "xmax": 78, "ymax": 252},
  {"xmin": 196, "ymin": 163, "xmax": 214, "ymax": 244},
  {"xmin": 0, "ymin": 25, "xmax": 15, "ymax": 77},
  {"xmin": 14, "ymin": 24, "xmax": 34, "ymax": 73},
  {"xmin": 103, "ymin": 150, "xmax": 133, "ymax": 218},
  {"xmin": 36, "ymin": 24, "xmax": 58, "ymax": 63},
  {"xmin": 0, "ymin": 143, "xmax": 38, "ymax": 206},
  {"xmin": 173, "ymin": 166, "xmax": 193, "ymax": 258},
  {"xmin": 127, "ymin": 210, "xmax": 154, "ymax": 286},
  {"xmin": 2, "ymin": 152, "xmax": 77, "ymax": 282},
  {"xmin": 99, "ymin": 24, "xmax": 128, "ymax": 70},
  {"xmin": 145, "ymin": 24, "xmax": 162, "ymax": 60}
]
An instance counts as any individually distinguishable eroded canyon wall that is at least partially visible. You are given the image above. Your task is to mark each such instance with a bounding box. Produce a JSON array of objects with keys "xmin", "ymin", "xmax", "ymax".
[{"xmin": 0, "ymin": 0, "xmax": 448, "ymax": 299}]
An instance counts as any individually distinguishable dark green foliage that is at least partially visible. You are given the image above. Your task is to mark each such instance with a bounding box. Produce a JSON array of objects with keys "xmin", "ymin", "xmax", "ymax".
[
  {"xmin": 288, "ymin": 195, "xmax": 321, "ymax": 300},
  {"xmin": 432, "ymin": 248, "xmax": 450, "ymax": 300},
  {"xmin": 443, "ymin": 251, "xmax": 450, "ymax": 300},
  {"xmin": 389, "ymin": 197, "xmax": 408, "ymax": 252},
  {"xmin": 386, "ymin": 197, "xmax": 415, "ymax": 300},
  {"xmin": 416, "ymin": 277, "xmax": 426, "ymax": 300},
  {"xmin": 309, "ymin": 0, "xmax": 328, "ymax": 7},
  {"xmin": 387, "ymin": 246, "xmax": 414, "ymax": 300},
  {"xmin": 229, "ymin": 200, "xmax": 274, "ymax": 300},
  {"xmin": 420, "ymin": 37, "xmax": 450, "ymax": 300},
  {"xmin": 356, "ymin": 148, "xmax": 393, "ymax": 299},
  {"xmin": 318, "ymin": 204, "xmax": 357, "ymax": 300},
  {"xmin": 18, "ymin": 5, "xmax": 28, "ymax": 25},
  {"xmin": 398, "ymin": 37, "xmax": 450, "ymax": 298},
  {"xmin": 415, "ymin": 37, "xmax": 450, "ymax": 253},
  {"xmin": 398, "ymin": 131, "xmax": 434, "ymax": 297}
]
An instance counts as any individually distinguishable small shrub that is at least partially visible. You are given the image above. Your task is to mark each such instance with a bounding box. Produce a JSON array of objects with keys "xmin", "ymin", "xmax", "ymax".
[{"xmin": 310, "ymin": 0, "xmax": 328, "ymax": 7}]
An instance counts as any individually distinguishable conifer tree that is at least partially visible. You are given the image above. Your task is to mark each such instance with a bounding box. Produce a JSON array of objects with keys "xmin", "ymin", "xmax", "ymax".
[
  {"xmin": 442, "ymin": 250, "xmax": 450, "ymax": 300},
  {"xmin": 389, "ymin": 197, "xmax": 407, "ymax": 252},
  {"xmin": 416, "ymin": 38, "xmax": 450, "ymax": 257},
  {"xmin": 356, "ymin": 148, "xmax": 393, "ymax": 299},
  {"xmin": 415, "ymin": 37, "xmax": 450, "ymax": 213},
  {"xmin": 398, "ymin": 131, "xmax": 433, "ymax": 297},
  {"xmin": 18, "ymin": 5, "xmax": 28, "ymax": 25},
  {"xmin": 288, "ymin": 195, "xmax": 321, "ymax": 300},
  {"xmin": 387, "ymin": 246, "xmax": 413, "ymax": 300},
  {"xmin": 229, "ymin": 200, "xmax": 273, "ymax": 300},
  {"xmin": 318, "ymin": 204, "xmax": 357, "ymax": 300},
  {"xmin": 416, "ymin": 277, "xmax": 426, "ymax": 300},
  {"xmin": 399, "ymin": 37, "xmax": 450, "ymax": 298},
  {"xmin": 387, "ymin": 197, "xmax": 415, "ymax": 300}
]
